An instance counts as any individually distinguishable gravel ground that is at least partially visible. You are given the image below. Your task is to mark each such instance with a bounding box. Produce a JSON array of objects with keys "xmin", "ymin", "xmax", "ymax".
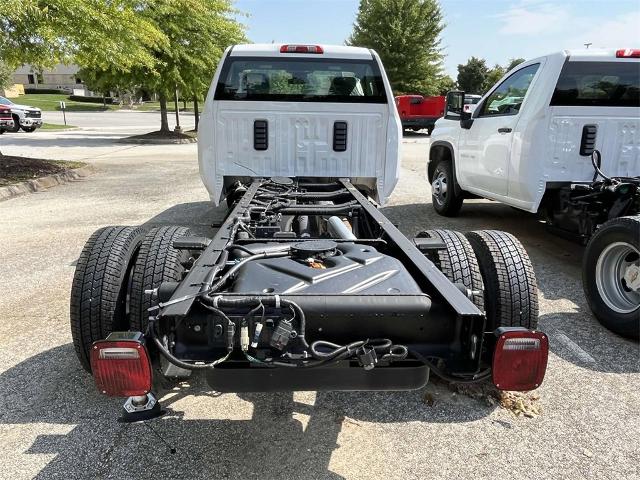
[{"xmin": 0, "ymin": 123, "xmax": 638, "ymax": 479}]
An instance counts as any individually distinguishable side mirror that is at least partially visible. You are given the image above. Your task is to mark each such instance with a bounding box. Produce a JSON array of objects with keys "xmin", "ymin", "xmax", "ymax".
[
  {"xmin": 460, "ymin": 111, "xmax": 474, "ymax": 129},
  {"xmin": 444, "ymin": 91, "xmax": 464, "ymax": 120}
]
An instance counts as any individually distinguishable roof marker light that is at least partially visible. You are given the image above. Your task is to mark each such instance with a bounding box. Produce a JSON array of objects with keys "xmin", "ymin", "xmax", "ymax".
[
  {"xmin": 616, "ymin": 49, "xmax": 640, "ymax": 58},
  {"xmin": 280, "ymin": 45, "xmax": 324, "ymax": 54}
]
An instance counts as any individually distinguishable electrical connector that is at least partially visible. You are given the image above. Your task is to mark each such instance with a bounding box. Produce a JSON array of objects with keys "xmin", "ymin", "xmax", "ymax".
[
  {"xmin": 226, "ymin": 321, "xmax": 236, "ymax": 352},
  {"xmin": 251, "ymin": 322, "xmax": 263, "ymax": 348},
  {"xmin": 357, "ymin": 345, "xmax": 378, "ymax": 370},
  {"xmin": 270, "ymin": 321, "xmax": 293, "ymax": 350},
  {"xmin": 240, "ymin": 325, "xmax": 249, "ymax": 352}
]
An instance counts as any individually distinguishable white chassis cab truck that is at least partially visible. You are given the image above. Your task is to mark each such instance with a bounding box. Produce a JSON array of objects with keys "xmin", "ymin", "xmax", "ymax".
[
  {"xmin": 428, "ymin": 48, "xmax": 640, "ymax": 339},
  {"xmin": 69, "ymin": 44, "xmax": 549, "ymax": 420}
]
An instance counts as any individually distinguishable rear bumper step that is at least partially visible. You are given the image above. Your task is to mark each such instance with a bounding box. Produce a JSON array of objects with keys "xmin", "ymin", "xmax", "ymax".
[{"xmin": 206, "ymin": 361, "xmax": 429, "ymax": 392}]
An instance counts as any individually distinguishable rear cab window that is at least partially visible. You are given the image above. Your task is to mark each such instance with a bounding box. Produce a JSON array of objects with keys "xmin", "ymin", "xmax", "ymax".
[
  {"xmin": 214, "ymin": 57, "xmax": 387, "ymax": 103},
  {"xmin": 550, "ymin": 61, "xmax": 640, "ymax": 107}
]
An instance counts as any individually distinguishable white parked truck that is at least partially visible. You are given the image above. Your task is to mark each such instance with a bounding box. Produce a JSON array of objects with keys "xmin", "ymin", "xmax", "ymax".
[
  {"xmin": 70, "ymin": 44, "xmax": 549, "ymax": 420},
  {"xmin": 0, "ymin": 96, "xmax": 43, "ymax": 132},
  {"xmin": 428, "ymin": 48, "xmax": 640, "ymax": 339}
]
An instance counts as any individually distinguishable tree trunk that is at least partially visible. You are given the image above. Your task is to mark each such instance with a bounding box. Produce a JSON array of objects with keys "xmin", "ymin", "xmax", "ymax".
[
  {"xmin": 159, "ymin": 92, "xmax": 170, "ymax": 133},
  {"xmin": 194, "ymin": 97, "xmax": 199, "ymax": 132}
]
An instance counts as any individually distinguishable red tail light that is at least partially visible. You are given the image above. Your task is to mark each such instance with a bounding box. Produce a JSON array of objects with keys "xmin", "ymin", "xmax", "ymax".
[
  {"xmin": 90, "ymin": 332, "xmax": 152, "ymax": 397},
  {"xmin": 280, "ymin": 44, "xmax": 324, "ymax": 54},
  {"xmin": 616, "ymin": 49, "xmax": 640, "ymax": 58},
  {"xmin": 492, "ymin": 328, "xmax": 548, "ymax": 391}
]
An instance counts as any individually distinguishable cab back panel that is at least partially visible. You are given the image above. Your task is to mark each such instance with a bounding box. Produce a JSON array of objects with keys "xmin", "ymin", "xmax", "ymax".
[
  {"xmin": 546, "ymin": 106, "xmax": 640, "ymax": 181},
  {"xmin": 214, "ymin": 101, "xmax": 386, "ymax": 180}
]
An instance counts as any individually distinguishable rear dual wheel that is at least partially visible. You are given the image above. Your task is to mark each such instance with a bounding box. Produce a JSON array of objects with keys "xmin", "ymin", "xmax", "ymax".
[
  {"xmin": 466, "ymin": 230, "xmax": 539, "ymax": 331},
  {"xmin": 419, "ymin": 229, "xmax": 538, "ymax": 330},
  {"xmin": 583, "ymin": 216, "xmax": 639, "ymax": 340},
  {"xmin": 70, "ymin": 226, "xmax": 147, "ymax": 372},
  {"xmin": 70, "ymin": 225, "xmax": 191, "ymax": 373}
]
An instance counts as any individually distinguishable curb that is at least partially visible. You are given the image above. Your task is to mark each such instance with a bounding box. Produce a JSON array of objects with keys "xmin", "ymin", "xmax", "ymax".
[
  {"xmin": 116, "ymin": 137, "xmax": 197, "ymax": 145},
  {"xmin": 0, "ymin": 164, "xmax": 95, "ymax": 202}
]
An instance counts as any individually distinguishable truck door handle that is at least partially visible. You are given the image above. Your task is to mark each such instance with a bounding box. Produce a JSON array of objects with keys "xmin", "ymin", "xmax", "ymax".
[{"xmin": 497, "ymin": 127, "xmax": 512, "ymax": 134}]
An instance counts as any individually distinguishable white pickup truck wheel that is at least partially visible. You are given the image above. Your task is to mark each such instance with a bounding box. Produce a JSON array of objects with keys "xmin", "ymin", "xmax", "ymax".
[
  {"xmin": 583, "ymin": 216, "xmax": 640, "ymax": 340},
  {"xmin": 9, "ymin": 115, "xmax": 20, "ymax": 133},
  {"xmin": 70, "ymin": 226, "xmax": 147, "ymax": 372},
  {"xmin": 431, "ymin": 161, "xmax": 463, "ymax": 217},
  {"xmin": 466, "ymin": 230, "xmax": 539, "ymax": 331}
]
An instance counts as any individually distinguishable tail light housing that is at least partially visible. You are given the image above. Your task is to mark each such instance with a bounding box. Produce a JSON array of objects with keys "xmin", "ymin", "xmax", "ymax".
[
  {"xmin": 90, "ymin": 332, "xmax": 152, "ymax": 397},
  {"xmin": 492, "ymin": 328, "xmax": 548, "ymax": 391},
  {"xmin": 280, "ymin": 44, "xmax": 324, "ymax": 54}
]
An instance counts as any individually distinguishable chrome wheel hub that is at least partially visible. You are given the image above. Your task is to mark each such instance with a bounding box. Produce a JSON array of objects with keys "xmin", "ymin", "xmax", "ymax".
[
  {"xmin": 432, "ymin": 171, "xmax": 448, "ymax": 205},
  {"xmin": 595, "ymin": 241, "xmax": 640, "ymax": 314}
]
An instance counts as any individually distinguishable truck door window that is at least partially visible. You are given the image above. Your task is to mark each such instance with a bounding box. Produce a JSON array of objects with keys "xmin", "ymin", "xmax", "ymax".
[
  {"xmin": 215, "ymin": 57, "xmax": 387, "ymax": 103},
  {"xmin": 550, "ymin": 61, "xmax": 640, "ymax": 107},
  {"xmin": 478, "ymin": 64, "xmax": 540, "ymax": 117}
]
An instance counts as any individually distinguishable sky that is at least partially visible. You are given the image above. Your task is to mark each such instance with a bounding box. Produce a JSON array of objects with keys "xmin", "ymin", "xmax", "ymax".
[{"xmin": 234, "ymin": 0, "xmax": 640, "ymax": 77}]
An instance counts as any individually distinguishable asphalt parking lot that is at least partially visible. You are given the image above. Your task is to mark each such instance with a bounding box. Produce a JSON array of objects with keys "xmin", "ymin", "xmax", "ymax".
[{"xmin": 0, "ymin": 117, "xmax": 638, "ymax": 479}]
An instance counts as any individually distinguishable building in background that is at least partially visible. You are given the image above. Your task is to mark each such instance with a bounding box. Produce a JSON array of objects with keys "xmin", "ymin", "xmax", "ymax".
[{"xmin": 12, "ymin": 64, "xmax": 86, "ymax": 94}]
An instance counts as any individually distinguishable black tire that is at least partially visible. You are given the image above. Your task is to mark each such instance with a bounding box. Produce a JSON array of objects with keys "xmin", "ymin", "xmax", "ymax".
[
  {"xmin": 70, "ymin": 226, "xmax": 147, "ymax": 372},
  {"xmin": 21, "ymin": 126, "xmax": 36, "ymax": 132},
  {"xmin": 0, "ymin": 129, "xmax": 5, "ymax": 134},
  {"xmin": 466, "ymin": 230, "xmax": 539, "ymax": 331},
  {"xmin": 418, "ymin": 230, "xmax": 484, "ymax": 310},
  {"xmin": 9, "ymin": 115, "xmax": 20, "ymax": 133},
  {"xmin": 583, "ymin": 216, "xmax": 640, "ymax": 340},
  {"xmin": 129, "ymin": 226, "xmax": 191, "ymax": 333},
  {"xmin": 431, "ymin": 160, "xmax": 463, "ymax": 217}
]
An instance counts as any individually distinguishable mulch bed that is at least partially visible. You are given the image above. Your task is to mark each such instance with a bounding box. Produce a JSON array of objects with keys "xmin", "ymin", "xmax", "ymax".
[
  {"xmin": 125, "ymin": 129, "xmax": 197, "ymax": 141},
  {"xmin": 0, "ymin": 155, "xmax": 86, "ymax": 186}
]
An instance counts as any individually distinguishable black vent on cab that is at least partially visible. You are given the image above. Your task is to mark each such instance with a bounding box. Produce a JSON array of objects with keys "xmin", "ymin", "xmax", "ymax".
[
  {"xmin": 580, "ymin": 124, "xmax": 597, "ymax": 156},
  {"xmin": 333, "ymin": 121, "xmax": 348, "ymax": 152},
  {"xmin": 254, "ymin": 120, "xmax": 268, "ymax": 151}
]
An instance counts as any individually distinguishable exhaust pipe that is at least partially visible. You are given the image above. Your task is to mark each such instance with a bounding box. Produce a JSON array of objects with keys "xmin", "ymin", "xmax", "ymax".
[{"xmin": 327, "ymin": 216, "xmax": 357, "ymax": 240}]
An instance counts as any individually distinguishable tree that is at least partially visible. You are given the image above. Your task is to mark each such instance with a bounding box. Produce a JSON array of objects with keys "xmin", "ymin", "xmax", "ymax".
[
  {"xmin": 0, "ymin": 61, "xmax": 12, "ymax": 90},
  {"xmin": 456, "ymin": 57, "xmax": 488, "ymax": 94},
  {"xmin": 484, "ymin": 64, "xmax": 505, "ymax": 93},
  {"xmin": 506, "ymin": 58, "xmax": 526, "ymax": 72},
  {"xmin": 347, "ymin": 0, "xmax": 445, "ymax": 95},
  {"xmin": 0, "ymin": 1, "xmax": 166, "ymax": 71},
  {"xmin": 436, "ymin": 75, "xmax": 456, "ymax": 95},
  {"xmin": 79, "ymin": 0, "xmax": 246, "ymax": 133}
]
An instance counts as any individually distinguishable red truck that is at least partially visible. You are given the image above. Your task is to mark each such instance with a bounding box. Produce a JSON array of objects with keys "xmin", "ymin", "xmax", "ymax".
[
  {"xmin": 395, "ymin": 95, "xmax": 445, "ymax": 134},
  {"xmin": 0, "ymin": 104, "xmax": 13, "ymax": 134}
]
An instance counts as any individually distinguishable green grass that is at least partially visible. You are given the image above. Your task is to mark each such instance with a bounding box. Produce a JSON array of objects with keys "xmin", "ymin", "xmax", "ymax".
[
  {"xmin": 41, "ymin": 123, "xmax": 77, "ymax": 130},
  {"xmin": 17, "ymin": 93, "xmax": 118, "ymax": 112},
  {"xmin": 15, "ymin": 93, "xmax": 197, "ymax": 113},
  {"xmin": 135, "ymin": 101, "xmax": 196, "ymax": 112}
]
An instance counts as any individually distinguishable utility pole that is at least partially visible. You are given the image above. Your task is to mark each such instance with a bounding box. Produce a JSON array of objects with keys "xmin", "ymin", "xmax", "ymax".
[
  {"xmin": 584, "ymin": 42, "xmax": 592, "ymax": 49},
  {"xmin": 174, "ymin": 86, "xmax": 182, "ymax": 133}
]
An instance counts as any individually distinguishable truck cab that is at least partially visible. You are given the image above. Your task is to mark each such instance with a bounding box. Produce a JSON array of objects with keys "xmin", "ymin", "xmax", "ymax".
[
  {"xmin": 198, "ymin": 44, "xmax": 402, "ymax": 206},
  {"xmin": 428, "ymin": 48, "xmax": 640, "ymax": 339}
]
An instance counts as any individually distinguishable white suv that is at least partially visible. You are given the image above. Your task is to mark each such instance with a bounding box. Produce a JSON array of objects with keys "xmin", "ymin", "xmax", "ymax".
[{"xmin": 428, "ymin": 48, "xmax": 640, "ymax": 339}]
